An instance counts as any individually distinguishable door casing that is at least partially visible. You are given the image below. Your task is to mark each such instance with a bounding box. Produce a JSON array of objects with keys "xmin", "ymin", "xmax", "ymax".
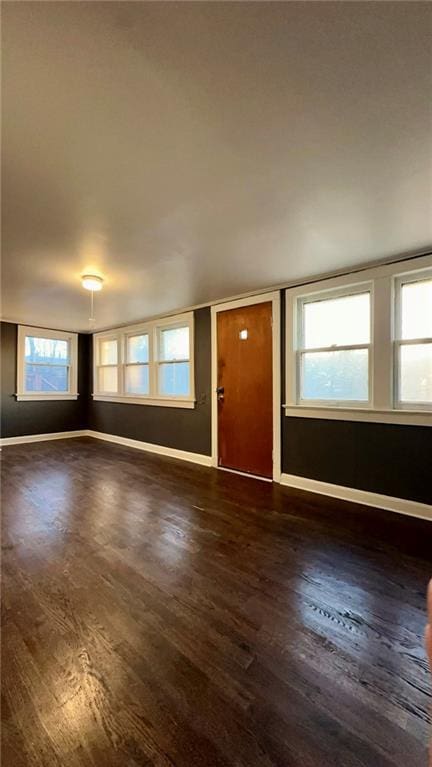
[{"xmin": 211, "ymin": 291, "xmax": 281, "ymax": 482}]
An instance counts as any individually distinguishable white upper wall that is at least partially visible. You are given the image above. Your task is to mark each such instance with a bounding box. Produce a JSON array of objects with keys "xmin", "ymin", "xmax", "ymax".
[{"xmin": 2, "ymin": 1, "xmax": 431, "ymax": 331}]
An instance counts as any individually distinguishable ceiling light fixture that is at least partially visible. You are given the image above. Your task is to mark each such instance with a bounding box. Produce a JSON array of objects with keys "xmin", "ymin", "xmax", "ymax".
[
  {"xmin": 81, "ymin": 274, "xmax": 104, "ymax": 324},
  {"xmin": 81, "ymin": 274, "xmax": 104, "ymax": 292}
]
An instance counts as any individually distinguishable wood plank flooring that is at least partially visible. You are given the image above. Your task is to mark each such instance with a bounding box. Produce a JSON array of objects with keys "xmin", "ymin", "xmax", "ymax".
[{"xmin": 1, "ymin": 437, "xmax": 431, "ymax": 766}]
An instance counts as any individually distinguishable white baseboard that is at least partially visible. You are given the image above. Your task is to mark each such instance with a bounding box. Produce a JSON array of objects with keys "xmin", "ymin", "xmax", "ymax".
[
  {"xmin": 2, "ymin": 431, "xmax": 429, "ymax": 520},
  {"xmin": 0, "ymin": 430, "xmax": 88, "ymax": 446},
  {"xmin": 0, "ymin": 428, "xmax": 212, "ymax": 467},
  {"xmin": 86, "ymin": 430, "xmax": 213, "ymax": 467},
  {"xmin": 280, "ymin": 473, "xmax": 432, "ymax": 522}
]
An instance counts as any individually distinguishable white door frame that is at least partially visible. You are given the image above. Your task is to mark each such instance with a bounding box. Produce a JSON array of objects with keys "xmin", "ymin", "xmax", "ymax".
[{"xmin": 211, "ymin": 291, "xmax": 281, "ymax": 482}]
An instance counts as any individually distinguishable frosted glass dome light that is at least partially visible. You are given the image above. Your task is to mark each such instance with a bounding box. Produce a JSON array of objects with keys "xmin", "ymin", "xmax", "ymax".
[{"xmin": 82, "ymin": 274, "xmax": 103, "ymax": 291}]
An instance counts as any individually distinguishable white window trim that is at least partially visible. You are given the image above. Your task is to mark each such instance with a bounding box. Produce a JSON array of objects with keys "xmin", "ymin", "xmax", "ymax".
[
  {"xmin": 296, "ymin": 282, "xmax": 373, "ymax": 409},
  {"xmin": 394, "ymin": 269, "xmax": 432, "ymax": 411},
  {"xmin": 92, "ymin": 312, "xmax": 195, "ymax": 408},
  {"xmin": 124, "ymin": 328, "xmax": 151, "ymax": 398},
  {"xmin": 16, "ymin": 325, "xmax": 79, "ymax": 401},
  {"xmin": 284, "ymin": 255, "xmax": 432, "ymax": 426},
  {"xmin": 95, "ymin": 333, "xmax": 120, "ymax": 396}
]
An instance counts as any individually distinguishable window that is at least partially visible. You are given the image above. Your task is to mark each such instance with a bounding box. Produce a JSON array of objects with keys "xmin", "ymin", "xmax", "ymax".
[
  {"xmin": 157, "ymin": 325, "xmax": 190, "ymax": 397},
  {"xmin": 93, "ymin": 312, "xmax": 194, "ymax": 408},
  {"xmin": 17, "ymin": 326, "xmax": 78, "ymax": 401},
  {"xmin": 298, "ymin": 289, "xmax": 371, "ymax": 404},
  {"xmin": 96, "ymin": 336, "xmax": 119, "ymax": 393},
  {"xmin": 395, "ymin": 273, "xmax": 432, "ymax": 408},
  {"xmin": 285, "ymin": 255, "xmax": 432, "ymax": 426},
  {"xmin": 125, "ymin": 333, "xmax": 149, "ymax": 394}
]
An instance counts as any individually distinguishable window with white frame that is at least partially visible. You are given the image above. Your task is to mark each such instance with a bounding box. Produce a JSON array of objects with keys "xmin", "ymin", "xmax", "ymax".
[
  {"xmin": 395, "ymin": 272, "xmax": 432, "ymax": 408},
  {"xmin": 285, "ymin": 255, "xmax": 432, "ymax": 425},
  {"xmin": 297, "ymin": 287, "xmax": 371, "ymax": 405},
  {"xmin": 17, "ymin": 326, "xmax": 78, "ymax": 401},
  {"xmin": 125, "ymin": 332, "xmax": 150, "ymax": 395},
  {"xmin": 96, "ymin": 336, "xmax": 119, "ymax": 394},
  {"xmin": 157, "ymin": 324, "xmax": 190, "ymax": 397},
  {"xmin": 93, "ymin": 312, "xmax": 195, "ymax": 408}
]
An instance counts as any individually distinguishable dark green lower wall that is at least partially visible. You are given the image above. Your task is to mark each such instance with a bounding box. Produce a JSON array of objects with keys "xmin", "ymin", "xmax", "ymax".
[
  {"xmin": 0, "ymin": 322, "xmax": 89, "ymax": 438},
  {"xmin": 282, "ymin": 416, "xmax": 431, "ymax": 505},
  {"xmin": 87, "ymin": 307, "xmax": 212, "ymax": 456}
]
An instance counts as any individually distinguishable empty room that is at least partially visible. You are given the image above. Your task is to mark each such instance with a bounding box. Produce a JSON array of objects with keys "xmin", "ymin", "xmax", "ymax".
[{"xmin": 1, "ymin": 2, "xmax": 431, "ymax": 766}]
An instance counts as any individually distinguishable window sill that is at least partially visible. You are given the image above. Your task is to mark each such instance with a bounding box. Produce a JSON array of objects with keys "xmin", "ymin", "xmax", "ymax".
[
  {"xmin": 92, "ymin": 394, "xmax": 196, "ymax": 409},
  {"xmin": 16, "ymin": 394, "xmax": 79, "ymax": 402},
  {"xmin": 283, "ymin": 404, "xmax": 431, "ymax": 427}
]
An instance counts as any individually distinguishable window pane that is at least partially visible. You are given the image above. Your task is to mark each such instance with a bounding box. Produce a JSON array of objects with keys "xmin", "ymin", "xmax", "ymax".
[
  {"xmin": 303, "ymin": 292, "xmax": 370, "ymax": 348},
  {"xmin": 125, "ymin": 365, "xmax": 149, "ymax": 394},
  {"xmin": 100, "ymin": 339, "xmax": 118, "ymax": 365},
  {"xmin": 98, "ymin": 366, "xmax": 118, "ymax": 392},
  {"xmin": 301, "ymin": 349, "xmax": 369, "ymax": 401},
  {"xmin": 401, "ymin": 279, "xmax": 432, "ymax": 340},
  {"xmin": 159, "ymin": 326, "xmax": 189, "ymax": 361},
  {"xmin": 127, "ymin": 334, "xmax": 149, "ymax": 363},
  {"xmin": 26, "ymin": 364, "xmax": 68, "ymax": 392},
  {"xmin": 400, "ymin": 344, "xmax": 432, "ymax": 403},
  {"xmin": 25, "ymin": 336, "xmax": 69, "ymax": 364},
  {"xmin": 159, "ymin": 362, "xmax": 190, "ymax": 396}
]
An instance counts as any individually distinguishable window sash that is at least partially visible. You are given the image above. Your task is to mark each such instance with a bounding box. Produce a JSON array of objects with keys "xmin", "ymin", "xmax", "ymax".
[
  {"xmin": 97, "ymin": 336, "xmax": 119, "ymax": 367},
  {"xmin": 297, "ymin": 345, "xmax": 371, "ymax": 406},
  {"xmin": 24, "ymin": 360, "xmax": 71, "ymax": 366},
  {"xmin": 394, "ymin": 338, "xmax": 432, "ymax": 409},
  {"xmin": 394, "ymin": 271, "xmax": 432, "ymax": 409},
  {"xmin": 297, "ymin": 342, "xmax": 369, "ymax": 354},
  {"xmin": 24, "ymin": 336, "xmax": 71, "ymax": 365},
  {"xmin": 124, "ymin": 362, "xmax": 150, "ymax": 395},
  {"xmin": 155, "ymin": 324, "xmax": 191, "ymax": 398},
  {"xmin": 157, "ymin": 323, "xmax": 190, "ymax": 362},
  {"xmin": 156, "ymin": 360, "xmax": 191, "ymax": 398},
  {"xmin": 25, "ymin": 363, "xmax": 71, "ymax": 393},
  {"xmin": 296, "ymin": 286, "xmax": 372, "ymax": 406},
  {"xmin": 395, "ymin": 272, "xmax": 432, "ymax": 341},
  {"xmin": 17, "ymin": 326, "xmax": 78, "ymax": 400},
  {"xmin": 97, "ymin": 365, "xmax": 119, "ymax": 393},
  {"xmin": 125, "ymin": 333, "xmax": 149, "ymax": 365},
  {"xmin": 298, "ymin": 286, "xmax": 372, "ymax": 351},
  {"xmin": 156, "ymin": 357, "xmax": 190, "ymax": 364},
  {"xmin": 94, "ymin": 335, "xmax": 120, "ymax": 393}
]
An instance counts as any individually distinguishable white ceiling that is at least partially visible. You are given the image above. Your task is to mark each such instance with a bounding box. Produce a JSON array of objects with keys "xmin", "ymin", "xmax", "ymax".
[{"xmin": 2, "ymin": 1, "xmax": 431, "ymax": 332}]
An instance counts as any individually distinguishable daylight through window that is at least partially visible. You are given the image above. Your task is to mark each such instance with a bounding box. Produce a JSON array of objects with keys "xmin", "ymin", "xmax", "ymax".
[
  {"xmin": 17, "ymin": 327, "xmax": 78, "ymax": 401},
  {"xmin": 285, "ymin": 256, "xmax": 432, "ymax": 424},
  {"xmin": 92, "ymin": 313, "xmax": 195, "ymax": 408}
]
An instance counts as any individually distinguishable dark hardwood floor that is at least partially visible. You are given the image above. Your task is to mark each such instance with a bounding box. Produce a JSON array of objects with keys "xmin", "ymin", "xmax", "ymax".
[{"xmin": 1, "ymin": 437, "xmax": 431, "ymax": 766}]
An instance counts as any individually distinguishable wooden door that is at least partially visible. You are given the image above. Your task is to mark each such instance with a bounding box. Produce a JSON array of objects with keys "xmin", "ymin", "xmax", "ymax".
[{"xmin": 217, "ymin": 301, "xmax": 273, "ymax": 478}]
